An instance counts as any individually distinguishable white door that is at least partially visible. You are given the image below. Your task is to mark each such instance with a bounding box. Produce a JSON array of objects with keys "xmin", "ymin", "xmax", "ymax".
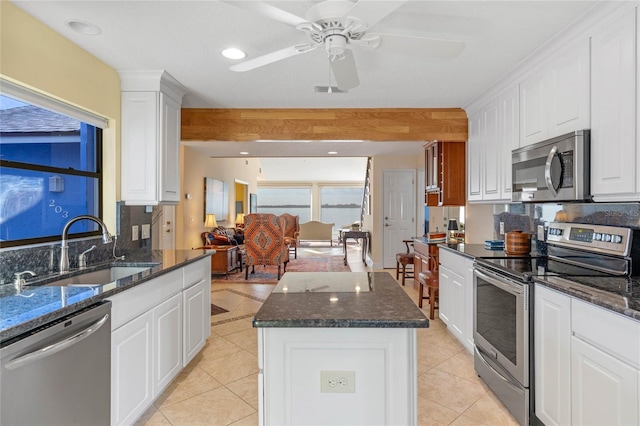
[{"xmin": 382, "ymin": 170, "xmax": 415, "ymax": 269}]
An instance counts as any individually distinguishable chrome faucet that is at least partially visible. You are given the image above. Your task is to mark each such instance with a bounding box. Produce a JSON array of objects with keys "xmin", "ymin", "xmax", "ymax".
[
  {"xmin": 78, "ymin": 245, "xmax": 96, "ymax": 269},
  {"xmin": 14, "ymin": 270, "xmax": 36, "ymax": 293},
  {"xmin": 60, "ymin": 215, "xmax": 113, "ymax": 274}
]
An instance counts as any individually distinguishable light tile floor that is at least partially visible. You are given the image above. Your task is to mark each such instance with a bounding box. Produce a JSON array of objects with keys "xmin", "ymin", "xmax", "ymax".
[{"xmin": 136, "ymin": 243, "xmax": 519, "ymax": 426}]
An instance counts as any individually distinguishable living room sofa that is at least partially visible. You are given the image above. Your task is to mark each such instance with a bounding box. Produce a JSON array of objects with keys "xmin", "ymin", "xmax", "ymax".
[{"xmin": 298, "ymin": 221, "xmax": 335, "ymax": 246}]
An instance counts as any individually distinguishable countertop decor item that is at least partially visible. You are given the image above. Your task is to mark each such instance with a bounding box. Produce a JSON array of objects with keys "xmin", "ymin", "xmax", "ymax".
[
  {"xmin": 447, "ymin": 219, "xmax": 459, "ymax": 245},
  {"xmin": 505, "ymin": 230, "xmax": 531, "ymax": 254}
]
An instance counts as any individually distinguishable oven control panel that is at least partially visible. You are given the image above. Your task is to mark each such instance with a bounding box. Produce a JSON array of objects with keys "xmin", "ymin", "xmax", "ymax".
[{"xmin": 547, "ymin": 222, "xmax": 632, "ymax": 257}]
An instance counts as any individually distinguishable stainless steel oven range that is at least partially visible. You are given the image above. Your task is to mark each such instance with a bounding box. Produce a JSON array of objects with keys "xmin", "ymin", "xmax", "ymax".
[
  {"xmin": 473, "ymin": 222, "xmax": 639, "ymax": 425},
  {"xmin": 473, "ymin": 255, "xmax": 537, "ymax": 425}
]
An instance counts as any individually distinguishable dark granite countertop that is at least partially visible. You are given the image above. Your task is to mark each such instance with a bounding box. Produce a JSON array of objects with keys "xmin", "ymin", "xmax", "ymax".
[
  {"xmin": 534, "ymin": 276, "xmax": 640, "ymax": 322},
  {"xmin": 435, "ymin": 243, "xmax": 640, "ymax": 322},
  {"xmin": 0, "ymin": 249, "xmax": 212, "ymax": 342},
  {"xmin": 437, "ymin": 243, "xmax": 538, "ymax": 260},
  {"xmin": 253, "ymin": 271, "xmax": 429, "ymax": 328}
]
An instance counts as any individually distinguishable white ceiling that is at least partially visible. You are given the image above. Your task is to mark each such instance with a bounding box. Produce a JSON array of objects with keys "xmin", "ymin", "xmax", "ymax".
[{"xmin": 11, "ymin": 0, "xmax": 597, "ymax": 170}]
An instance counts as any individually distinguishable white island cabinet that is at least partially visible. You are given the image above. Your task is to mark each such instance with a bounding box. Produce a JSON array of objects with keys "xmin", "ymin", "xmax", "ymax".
[
  {"xmin": 109, "ymin": 257, "xmax": 210, "ymax": 425},
  {"xmin": 254, "ymin": 272, "xmax": 428, "ymax": 426},
  {"xmin": 119, "ymin": 70, "xmax": 187, "ymax": 206}
]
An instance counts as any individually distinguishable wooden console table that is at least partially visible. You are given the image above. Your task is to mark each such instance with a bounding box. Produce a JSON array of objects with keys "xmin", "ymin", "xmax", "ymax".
[{"xmin": 342, "ymin": 229, "xmax": 369, "ymax": 265}]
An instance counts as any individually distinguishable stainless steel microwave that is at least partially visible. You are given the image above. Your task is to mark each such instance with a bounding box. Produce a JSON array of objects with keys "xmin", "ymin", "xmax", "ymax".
[{"xmin": 512, "ymin": 130, "xmax": 590, "ymax": 203}]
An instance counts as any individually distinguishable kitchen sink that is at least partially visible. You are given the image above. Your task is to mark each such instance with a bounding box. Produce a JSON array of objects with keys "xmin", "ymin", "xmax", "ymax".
[{"xmin": 29, "ymin": 264, "xmax": 158, "ymax": 288}]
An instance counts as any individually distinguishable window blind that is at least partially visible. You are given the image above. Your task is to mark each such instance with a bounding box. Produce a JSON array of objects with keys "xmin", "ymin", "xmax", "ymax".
[{"xmin": 0, "ymin": 78, "xmax": 109, "ymax": 129}]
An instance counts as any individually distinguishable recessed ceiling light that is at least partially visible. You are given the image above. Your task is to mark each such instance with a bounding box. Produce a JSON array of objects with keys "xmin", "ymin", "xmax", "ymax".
[
  {"xmin": 239, "ymin": 151, "xmax": 250, "ymax": 155},
  {"xmin": 222, "ymin": 48, "xmax": 247, "ymax": 60},
  {"xmin": 66, "ymin": 19, "xmax": 102, "ymax": 36},
  {"xmin": 328, "ymin": 151, "xmax": 338, "ymax": 155}
]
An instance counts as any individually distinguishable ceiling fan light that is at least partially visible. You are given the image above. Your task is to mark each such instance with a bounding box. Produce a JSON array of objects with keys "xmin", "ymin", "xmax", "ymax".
[{"xmin": 222, "ymin": 48, "xmax": 247, "ymax": 60}]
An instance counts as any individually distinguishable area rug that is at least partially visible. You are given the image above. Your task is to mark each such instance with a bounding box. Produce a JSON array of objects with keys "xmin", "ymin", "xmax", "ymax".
[
  {"xmin": 211, "ymin": 256, "xmax": 351, "ymax": 284},
  {"xmin": 210, "ymin": 303, "xmax": 229, "ymax": 316}
]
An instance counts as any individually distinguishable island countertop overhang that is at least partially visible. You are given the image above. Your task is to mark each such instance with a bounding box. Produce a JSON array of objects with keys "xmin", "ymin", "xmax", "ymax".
[{"xmin": 253, "ymin": 272, "xmax": 429, "ymax": 328}]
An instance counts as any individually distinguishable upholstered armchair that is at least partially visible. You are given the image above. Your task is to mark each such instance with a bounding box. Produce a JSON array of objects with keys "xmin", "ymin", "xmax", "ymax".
[
  {"xmin": 243, "ymin": 213, "xmax": 289, "ymax": 280},
  {"xmin": 279, "ymin": 213, "xmax": 300, "ymax": 259}
]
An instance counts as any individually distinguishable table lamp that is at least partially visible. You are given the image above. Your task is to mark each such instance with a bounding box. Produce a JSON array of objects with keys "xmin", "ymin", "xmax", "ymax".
[
  {"xmin": 447, "ymin": 218, "xmax": 459, "ymax": 245},
  {"xmin": 204, "ymin": 214, "xmax": 217, "ymax": 230},
  {"xmin": 235, "ymin": 213, "xmax": 245, "ymax": 228}
]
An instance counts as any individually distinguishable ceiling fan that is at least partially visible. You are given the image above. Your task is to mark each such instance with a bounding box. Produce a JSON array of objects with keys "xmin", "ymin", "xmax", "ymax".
[{"xmin": 228, "ymin": 0, "xmax": 465, "ymax": 90}]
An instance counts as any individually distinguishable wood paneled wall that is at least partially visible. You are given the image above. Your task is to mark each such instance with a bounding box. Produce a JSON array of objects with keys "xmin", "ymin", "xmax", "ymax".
[{"xmin": 181, "ymin": 108, "xmax": 468, "ymax": 141}]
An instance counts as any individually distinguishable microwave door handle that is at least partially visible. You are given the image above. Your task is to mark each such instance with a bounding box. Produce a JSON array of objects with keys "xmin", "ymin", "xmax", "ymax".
[{"xmin": 545, "ymin": 145, "xmax": 559, "ymax": 197}]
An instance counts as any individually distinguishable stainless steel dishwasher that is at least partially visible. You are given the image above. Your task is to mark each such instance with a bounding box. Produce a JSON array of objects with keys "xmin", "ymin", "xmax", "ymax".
[{"xmin": 1, "ymin": 301, "xmax": 111, "ymax": 426}]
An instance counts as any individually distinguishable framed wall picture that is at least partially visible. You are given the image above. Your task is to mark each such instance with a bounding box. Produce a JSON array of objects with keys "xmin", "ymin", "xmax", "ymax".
[{"xmin": 250, "ymin": 193, "xmax": 257, "ymax": 213}]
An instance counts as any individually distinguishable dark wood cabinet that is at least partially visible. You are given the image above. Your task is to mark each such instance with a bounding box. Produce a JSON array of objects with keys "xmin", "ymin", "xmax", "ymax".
[{"xmin": 423, "ymin": 140, "xmax": 466, "ymax": 206}]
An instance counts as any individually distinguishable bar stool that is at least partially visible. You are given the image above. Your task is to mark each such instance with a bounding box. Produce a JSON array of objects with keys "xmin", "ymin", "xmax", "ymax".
[
  {"xmin": 418, "ymin": 271, "xmax": 439, "ymax": 320},
  {"xmin": 395, "ymin": 239, "xmax": 415, "ymax": 286}
]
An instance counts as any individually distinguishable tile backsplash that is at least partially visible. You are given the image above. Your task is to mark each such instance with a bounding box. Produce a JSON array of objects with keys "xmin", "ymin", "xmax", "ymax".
[{"xmin": 0, "ymin": 204, "xmax": 153, "ymax": 285}]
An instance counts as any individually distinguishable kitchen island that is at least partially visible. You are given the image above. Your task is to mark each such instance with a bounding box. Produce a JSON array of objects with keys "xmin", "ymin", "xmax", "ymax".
[{"xmin": 254, "ymin": 271, "xmax": 428, "ymax": 425}]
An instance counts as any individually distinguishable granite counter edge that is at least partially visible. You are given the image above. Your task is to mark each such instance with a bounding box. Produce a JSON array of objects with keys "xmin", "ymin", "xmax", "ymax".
[
  {"xmin": 252, "ymin": 318, "xmax": 429, "ymax": 328},
  {"xmin": 0, "ymin": 251, "xmax": 212, "ymax": 342}
]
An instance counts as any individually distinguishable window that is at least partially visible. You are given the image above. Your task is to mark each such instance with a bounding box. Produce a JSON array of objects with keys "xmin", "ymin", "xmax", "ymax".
[
  {"xmin": 0, "ymin": 94, "xmax": 103, "ymax": 247},
  {"xmin": 320, "ymin": 186, "xmax": 364, "ymax": 227},
  {"xmin": 257, "ymin": 187, "xmax": 311, "ymax": 223}
]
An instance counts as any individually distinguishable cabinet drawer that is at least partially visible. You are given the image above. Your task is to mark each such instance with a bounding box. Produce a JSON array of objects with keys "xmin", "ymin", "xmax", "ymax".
[
  {"xmin": 572, "ymin": 299, "xmax": 640, "ymax": 369},
  {"xmin": 108, "ymin": 269, "xmax": 183, "ymax": 330},
  {"xmin": 183, "ymin": 258, "xmax": 209, "ymax": 289},
  {"xmin": 439, "ymin": 248, "xmax": 472, "ymax": 272}
]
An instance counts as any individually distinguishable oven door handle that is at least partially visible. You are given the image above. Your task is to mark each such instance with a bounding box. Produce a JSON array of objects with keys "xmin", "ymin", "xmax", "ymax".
[{"xmin": 474, "ymin": 268, "xmax": 523, "ymax": 296}]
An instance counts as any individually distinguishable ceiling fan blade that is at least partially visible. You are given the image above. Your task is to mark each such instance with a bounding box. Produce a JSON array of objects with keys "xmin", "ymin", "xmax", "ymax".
[
  {"xmin": 331, "ymin": 50, "xmax": 360, "ymax": 90},
  {"xmin": 230, "ymin": 45, "xmax": 317, "ymax": 72},
  {"xmin": 343, "ymin": 0, "xmax": 408, "ymax": 30},
  {"xmin": 370, "ymin": 33, "xmax": 465, "ymax": 59},
  {"xmin": 225, "ymin": 1, "xmax": 307, "ymax": 28}
]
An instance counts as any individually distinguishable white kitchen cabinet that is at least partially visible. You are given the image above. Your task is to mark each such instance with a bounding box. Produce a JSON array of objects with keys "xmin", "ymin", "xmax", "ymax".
[
  {"xmin": 520, "ymin": 40, "xmax": 590, "ymax": 148},
  {"xmin": 120, "ymin": 70, "xmax": 186, "ymax": 206},
  {"xmin": 499, "ymin": 86, "xmax": 519, "ymax": 199},
  {"xmin": 547, "ymin": 41, "xmax": 590, "ymax": 137},
  {"xmin": 482, "ymin": 99, "xmax": 501, "ymax": 200},
  {"xmin": 182, "ymin": 257, "xmax": 211, "ymax": 366},
  {"xmin": 467, "ymin": 111, "xmax": 483, "ymax": 202},
  {"xmin": 108, "ymin": 257, "xmax": 211, "ymax": 425},
  {"xmin": 534, "ymin": 285, "xmax": 572, "ymax": 426},
  {"xmin": 111, "ymin": 310, "xmax": 153, "ymax": 426},
  {"xmin": 153, "ymin": 293, "xmax": 183, "ymax": 397},
  {"xmin": 590, "ymin": 8, "xmax": 639, "ymax": 201},
  {"xmin": 438, "ymin": 249, "xmax": 474, "ymax": 353},
  {"xmin": 571, "ymin": 336, "xmax": 638, "ymax": 425},
  {"xmin": 533, "ymin": 283, "xmax": 640, "ymax": 425},
  {"xmin": 467, "ymin": 85, "xmax": 518, "ymax": 203},
  {"xmin": 519, "ymin": 68, "xmax": 548, "ymax": 146},
  {"xmin": 438, "ymin": 265, "xmax": 452, "ymax": 326},
  {"xmin": 183, "ymin": 279, "xmax": 208, "ymax": 366}
]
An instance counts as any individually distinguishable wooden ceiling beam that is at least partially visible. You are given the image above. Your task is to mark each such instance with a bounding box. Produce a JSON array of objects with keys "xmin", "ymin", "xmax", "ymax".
[{"xmin": 181, "ymin": 108, "xmax": 468, "ymax": 142}]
